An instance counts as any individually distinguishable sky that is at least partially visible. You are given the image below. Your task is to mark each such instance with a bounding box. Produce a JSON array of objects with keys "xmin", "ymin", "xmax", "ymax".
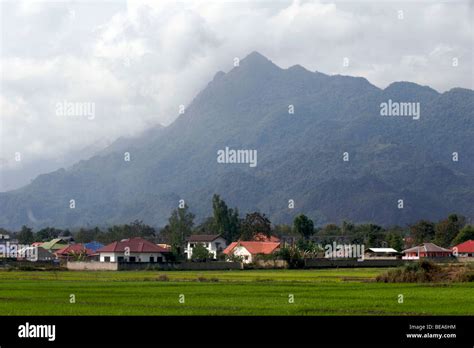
[{"xmin": 0, "ymin": 0, "xmax": 472, "ymax": 190}]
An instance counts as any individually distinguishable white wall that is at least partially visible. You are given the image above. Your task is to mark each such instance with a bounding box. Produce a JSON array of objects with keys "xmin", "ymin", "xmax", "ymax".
[
  {"xmin": 99, "ymin": 252, "xmax": 166, "ymax": 262},
  {"xmin": 231, "ymin": 246, "xmax": 253, "ymax": 263},
  {"xmin": 186, "ymin": 237, "xmax": 227, "ymax": 260}
]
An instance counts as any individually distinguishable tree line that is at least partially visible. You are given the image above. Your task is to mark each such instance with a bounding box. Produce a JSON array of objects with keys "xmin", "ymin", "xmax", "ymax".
[{"xmin": 1, "ymin": 195, "xmax": 473, "ymax": 256}]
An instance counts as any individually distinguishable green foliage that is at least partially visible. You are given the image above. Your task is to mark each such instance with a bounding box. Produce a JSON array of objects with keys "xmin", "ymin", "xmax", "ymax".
[
  {"xmin": 352, "ymin": 224, "xmax": 384, "ymax": 248},
  {"xmin": 434, "ymin": 214, "xmax": 466, "ymax": 247},
  {"xmin": 69, "ymin": 250, "xmax": 90, "ymax": 262},
  {"xmin": 377, "ymin": 261, "xmax": 474, "ymax": 283},
  {"xmin": 193, "ymin": 217, "xmax": 217, "ymax": 234},
  {"xmin": 17, "ymin": 225, "xmax": 34, "ymax": 244},
  {"xmin": 386, "ymin": 232, "xmax": 404, "ymax": 251},
  {"xmin": 1, "ymin": 269, "xmax": 473, "ymax": 315},
  {"xmin": 74, "ymin": 227, "xmax": 102, "ymax": 243},
  {"xmin": 190, "ymin": 243, "xmax": 213, "ymax": 262},
  {"xmin": 273, "ymin": 224, "xmax": 294, "ymax": 237},
  {"xmin": 240, "ymin": 212, "xmax": 271, "ymax": 241},
  {"xmin": 160, "ymin": 205, "xmax": 195, "ymax": 257},
  {"xmin": 35, "ymin": 227, "xmax": 63, "ymax": 242},
  {"xmin": 410, "ymin": 220, "xmax": 436, "ymax": 244},
  {"xmin": 96, "ymin": 220, "xmax": 156, "ymax": 245},
  {"xmin": 225, "ymin": 253, "xmax": 244, "ymax": 262},
  {"xmin": 212, "ymin": 194, "xmax": 241, "ymax": 243},
  {"xmin": 276, "ymin": 245, "xmax": 304, "ymax": 269},
  {"xmin": 317, "ymin": 224, "xmax": 341, "ymax": 245},
  {"xmin": 452, "ymin": 225, "xmax": 474, "ymax": 246},
  {"xmin": 293, "ymin": 214, "xmax": 314, "ymax": 240}
]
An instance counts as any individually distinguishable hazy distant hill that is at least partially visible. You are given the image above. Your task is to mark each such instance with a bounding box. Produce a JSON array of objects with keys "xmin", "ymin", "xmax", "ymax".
[{"xmin": 1, "ymin": 52, "xmax": 473, "ymax": 229}]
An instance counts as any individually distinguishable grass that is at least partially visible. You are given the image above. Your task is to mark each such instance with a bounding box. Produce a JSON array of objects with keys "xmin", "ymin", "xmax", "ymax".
[{"xmin": 0, "ymin": 269, "xmax": 472, "ymax": 315}]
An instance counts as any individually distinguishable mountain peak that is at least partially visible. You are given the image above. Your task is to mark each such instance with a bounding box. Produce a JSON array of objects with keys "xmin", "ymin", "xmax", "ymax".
[
  {"xmin": 243, "ymin": 50, "xmax": 270, "ymax": 62},
  {"xmin": 239, "ymin": 51, "xmax": 279, "ymax": 69}
]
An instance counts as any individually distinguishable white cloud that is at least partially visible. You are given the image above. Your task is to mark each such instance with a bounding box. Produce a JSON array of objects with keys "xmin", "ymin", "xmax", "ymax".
[{"xmin": 0, "ymin": 0, "xmax": 472, "ymax": 186}]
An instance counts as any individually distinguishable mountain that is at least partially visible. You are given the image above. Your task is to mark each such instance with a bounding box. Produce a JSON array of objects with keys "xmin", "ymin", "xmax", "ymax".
[
  {"xmin": 0, "ymin": 139, "xmax": 110, "ymax": 192},
  {"xmin": 1, "ymin": 51, "xmax": 473, "ymax": 229}
]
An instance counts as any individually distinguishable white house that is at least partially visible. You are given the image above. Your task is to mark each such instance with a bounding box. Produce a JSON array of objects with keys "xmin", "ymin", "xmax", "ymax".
[
  {"xmin": 185, "ymin": 235, "xmax": 227, "ymax": 260},
  {"xmin": 364, "ymin": 247, "xmax": 399, "ymax": 259},
  {"xmin": 223, "ymin": 241, "xmax": 280, "ymax": 264},
  {"xmin": 97, "ymin": 237, "xmax": 170, "ymax": 263}
]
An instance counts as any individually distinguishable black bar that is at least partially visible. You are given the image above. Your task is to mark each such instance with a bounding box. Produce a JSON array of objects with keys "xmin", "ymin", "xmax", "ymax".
[{"xmin": 0, "ymin": 316, "xmax": 472, "ymax": 347}]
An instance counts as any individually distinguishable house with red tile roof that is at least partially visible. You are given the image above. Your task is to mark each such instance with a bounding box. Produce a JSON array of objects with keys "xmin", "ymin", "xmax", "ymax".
[
  {"xmin": 223, "ymin": 241, "xmax": 280, "ymax": 264},
  {"xmin": 452, "ymin": 240, "xmax": 474, "ymax": 257},
  {"xmin": 252, "ymin": 233, "xmax": 280, "ymax": 242},
  {"xmin": 401, "ymin": 243, "xmax": 452, "ymax": 260},
  {"xmin": 97, "ymin": 237, "xmax": 170, "ymax": 263},
  {"xmin": 55, "ymin": 244, "xmax": 95, "ymax": 261}
]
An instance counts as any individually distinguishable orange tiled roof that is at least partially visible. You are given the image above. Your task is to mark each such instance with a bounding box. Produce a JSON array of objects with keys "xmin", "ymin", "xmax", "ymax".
[{"xmin": 223, "ymin": 241, "xmax": 280, "ymax": 255}]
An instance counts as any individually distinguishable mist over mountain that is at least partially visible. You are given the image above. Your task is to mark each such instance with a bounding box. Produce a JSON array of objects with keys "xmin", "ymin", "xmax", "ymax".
[
  {"xmin": 1, "ymin": 51, "xmax": 473, "ymax": 230},
  {"xmin": 0, "ymin": 139, "xmax": 110, "ymax": 192}
]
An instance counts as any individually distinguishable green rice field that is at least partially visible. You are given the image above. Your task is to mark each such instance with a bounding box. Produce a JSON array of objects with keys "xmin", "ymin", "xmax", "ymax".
[{"xmin": 0, "ymin": 268, "xmax": 472, "ymax": 315}]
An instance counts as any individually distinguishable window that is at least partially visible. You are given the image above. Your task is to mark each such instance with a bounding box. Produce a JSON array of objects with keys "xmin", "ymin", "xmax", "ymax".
[
  {"xmin": 150, "ymin": 256, "xmax": 154, "ymax": 263},
  {"xmin": 129, "ymin": 256, "xmax": 136, "ymax": 262},
  {"xmin": 117, "ymin": 256, "xmax": 124, "ymax": 262},
  {"xmin": 104, "ymin": 256, "xmax": 110, "ymax": 262}
]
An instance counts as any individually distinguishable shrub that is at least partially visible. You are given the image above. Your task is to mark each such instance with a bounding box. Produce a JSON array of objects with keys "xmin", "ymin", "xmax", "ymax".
[
  {"xmin": 156, "ymin": 274, "xmax": 169, "ymax": 281},
  {"xmin": 191, "ymin": 243, "xmax": 213, "ymax": 262},
  {"xmin": 376, "ymin": 260, "xmax": 473, "ymax": 283},
  {"xmin": 276, "ymin": 245, "xmax": 304, "ymax": 269}
]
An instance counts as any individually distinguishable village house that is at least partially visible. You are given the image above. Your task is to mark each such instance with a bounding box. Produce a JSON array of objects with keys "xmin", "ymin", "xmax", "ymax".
[
  {"xmin": 16, "ymin": 246, "xmax": 54, "ymax": 261},
  {"xmin": 55, "ymin": 244, "xmax": 95, "ymax": 261},
  {"xmin": 402, "ymin": 243, "xmax": 452, "ymax": 260},
  {"xmin": 364, "ymin": 247, "xmax": 399, "ymax": 260},
  {"xmin": 452, "ymin": 240, "xmax": 474, "ymax": 258},
  {"xmin": 97, "ymin": 237, "xmax": 170, "ymax": 263},
  {"xmin": 40, "ymin": 238, "xmax": 70, "ymax": 252},
  {"xmin": 84, "ymin": 241, "xmax": 104, "ymax": 253},
  {"xmin": 223, "ymin": 241, "xmax": 280, "ymax": 264},
  {"xmin": 185, "ymin": 235, "xmax": 227, "ymax": 260}
]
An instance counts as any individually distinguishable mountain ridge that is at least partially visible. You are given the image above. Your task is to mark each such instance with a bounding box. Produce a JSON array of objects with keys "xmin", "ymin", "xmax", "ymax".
[{"xmin": 0, "ymin": 51, "xmax": 473, "ymax": 229}]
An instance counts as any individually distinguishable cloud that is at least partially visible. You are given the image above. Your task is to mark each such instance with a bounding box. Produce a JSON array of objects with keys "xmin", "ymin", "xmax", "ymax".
[{"xmin": 0, "ymin": 0, "xmax": 472, "ymax": 185}]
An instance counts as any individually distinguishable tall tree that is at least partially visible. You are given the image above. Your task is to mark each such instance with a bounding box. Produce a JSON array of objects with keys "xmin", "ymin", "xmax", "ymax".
[
  {"xmin": 211, "ymin": 194, "xmax": 240, "ymax": 242},
  {"xmin": 353, "ymin": 224, "xmax": 384, "ymax": 247},
  {"xmin": 35, "ymin": 227, "xmax": 62, "ymax": 242},
  {"xmin": 451, "ymin": 225, "xmax": 474, "ymax": 246},
  {"xmin": 386, "ymin": 232, "xmax": 404, "ymax": 251},
  {"xmin": 293, "ymin": 214, "xmax": 314, "ymax": 240},
  {"xmin": 435, "ymin": 214, "xmax": 466, "ymax": 247},
  {"xmin": 410, "ymin": 220, "xmax": 436, "ymax": 244},
  {"xmin": 75, "ymin": 227, "xmax": 101, "ymax": 243},
  {"xmin": 17, "ymin": 225, "xmax": 34, "ymax": 244},
  {"xmin": 167, "ymin": 204, "xmax": 195, "ymax": 255},
  {"xmin": 240, "ymin": 212, "xmax": 271, "ymax": 241}
]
